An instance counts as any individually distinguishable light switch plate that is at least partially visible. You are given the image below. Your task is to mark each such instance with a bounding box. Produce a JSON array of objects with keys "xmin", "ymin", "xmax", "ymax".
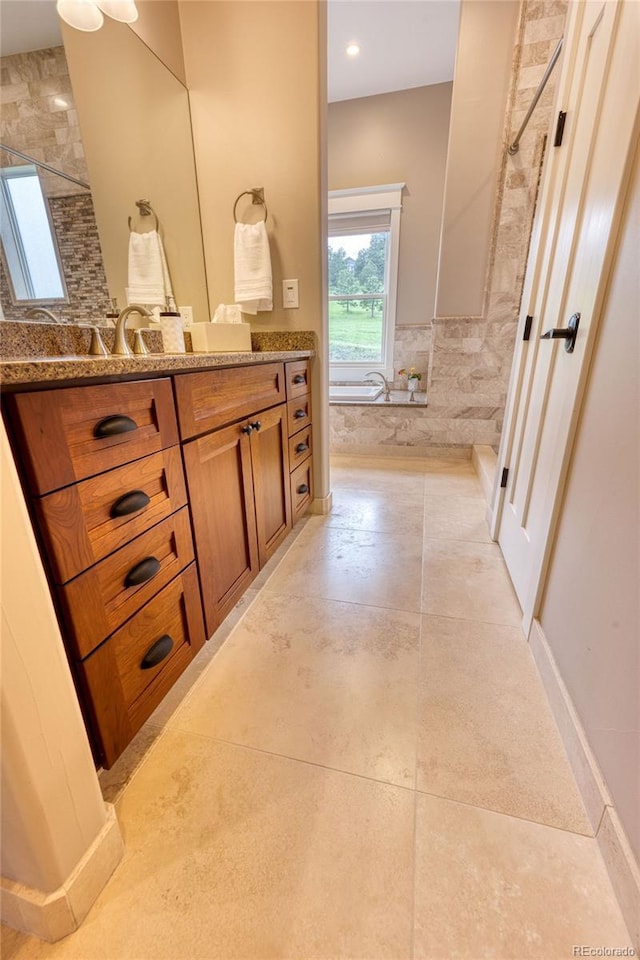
[{"xmin": 282, "ymin": 279, "xmax": 299, "ymax": 309}]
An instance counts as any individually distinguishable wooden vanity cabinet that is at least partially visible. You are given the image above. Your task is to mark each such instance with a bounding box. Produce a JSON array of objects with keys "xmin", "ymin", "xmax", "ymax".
[
  {"xmin": 4, "ymin": 356, "xmax": 312, "ymax": 767},
  {"xmin": 177, "ymin": 367, "xmax": 292, "ymax": 638},
  {"xmin": 5, "ymin": 377, "xmax": 205, "ymax": 769},
  {"xmin": 285, "ymin": 359, "xmax": 313, "ymax": 523}
]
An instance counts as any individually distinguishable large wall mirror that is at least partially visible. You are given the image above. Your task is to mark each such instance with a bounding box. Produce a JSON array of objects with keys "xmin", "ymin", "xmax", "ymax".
[{"xmin": 0, "ymin": 0, "xmax": 209, "ymax": 325}]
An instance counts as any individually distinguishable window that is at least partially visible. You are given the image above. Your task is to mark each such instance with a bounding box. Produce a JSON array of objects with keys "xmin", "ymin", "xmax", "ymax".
[
  {"xmin": 0, "ymin": 165, "xmax": 66, "ymax": 302},
  {"xmin": 328, "ymin": 183, "xmax": 403, "ymax": 380}
]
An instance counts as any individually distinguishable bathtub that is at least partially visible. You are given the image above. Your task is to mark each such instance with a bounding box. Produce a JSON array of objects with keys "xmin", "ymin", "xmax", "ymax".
[{"xmin": 329, "ymin": 384, "xmax": 383, "ymax": 402}]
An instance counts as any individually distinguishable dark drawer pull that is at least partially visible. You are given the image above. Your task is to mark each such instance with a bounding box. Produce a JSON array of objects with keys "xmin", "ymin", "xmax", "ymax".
[
  {"xmin": 294, "ymin": 408, "xmax": 307, "ymax": 419},
  {"xmin": 94, "ymin": 414, "xmax": 138, "ymax": 438},
  {"xmin": 297, "ymin": 483, "xmax": 309, "ymax": 494},
  {"xmin": 295, "ymin": 442, "xmax": 309, "ymax": 454},
  {"xmin": 124, "ymin": 555, "xmax": 161, "ymax": 588},
  {"xmin": 110, "ymin": 489, "xmax": 150, "ymax": 518},
  {"xmin": 140, "ymin": 634, "xmax": 174, "ymax": 670},
  {"xmin": 293, "ymin": 374, "xmax": 306, "ymax": 384}
]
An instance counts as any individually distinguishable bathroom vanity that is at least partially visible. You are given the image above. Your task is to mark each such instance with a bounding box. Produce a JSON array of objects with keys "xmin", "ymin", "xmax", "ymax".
[{"xmin": 1, "ymin": 350, "xmax": 313, "ymax": 768}]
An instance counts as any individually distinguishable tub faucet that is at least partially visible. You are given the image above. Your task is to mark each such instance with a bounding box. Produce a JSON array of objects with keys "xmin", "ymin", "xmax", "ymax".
[
  {"xmin": 25, "ymin": 307, "xmax": 61, "ymax": 324},
  {"xmin": 112, "ymin": 304, "xmax": 153, "ymax": 356},
  {"xmin": 365, "ymin": 371, "xmax": 391, "ymax": 401}
]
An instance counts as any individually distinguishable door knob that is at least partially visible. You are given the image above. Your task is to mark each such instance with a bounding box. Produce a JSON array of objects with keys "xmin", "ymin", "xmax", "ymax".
[{"xmin": 541, "ymin": 312, "xmax": 580, "ymax": 353}]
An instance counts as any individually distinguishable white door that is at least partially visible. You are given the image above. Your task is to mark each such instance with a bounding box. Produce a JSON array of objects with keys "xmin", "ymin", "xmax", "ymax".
[{"xmin": 492, "ymin": 0, "xmax": 639, "ymax": 631}]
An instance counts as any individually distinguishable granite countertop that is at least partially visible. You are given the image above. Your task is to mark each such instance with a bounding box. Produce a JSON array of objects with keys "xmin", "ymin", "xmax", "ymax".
[
  {"xmin": 0, "ymin": 323, "xmax": 316, "ymax": 389},
  {"xmin": 0, "ymin": 349, "xmax": 314, "ymax": 389}
]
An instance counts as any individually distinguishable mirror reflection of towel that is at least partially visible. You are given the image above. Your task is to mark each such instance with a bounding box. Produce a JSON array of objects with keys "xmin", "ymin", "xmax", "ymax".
[
  {"xmin": 234, "ymin": 221, "xmax": 273, "ymax": 315},
  {"xmin": 127, "ymin": 230, "xmax": 174, "ymax": 307}
]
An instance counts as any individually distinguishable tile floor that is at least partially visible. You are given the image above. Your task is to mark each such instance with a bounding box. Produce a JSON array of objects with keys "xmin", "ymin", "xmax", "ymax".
[{"xmin": 2, "ymin": 455, "xmax": 633, "ymax": 959}]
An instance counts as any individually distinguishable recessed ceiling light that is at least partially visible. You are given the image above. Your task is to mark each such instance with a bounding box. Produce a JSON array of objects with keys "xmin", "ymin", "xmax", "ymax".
[{"xmin": 346, "ymin": 42, "xmax": 360, "ymax": 57}]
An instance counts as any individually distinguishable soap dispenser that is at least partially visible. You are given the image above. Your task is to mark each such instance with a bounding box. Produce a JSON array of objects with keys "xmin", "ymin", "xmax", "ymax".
[{"xmin": 159, "ymin": 296, "xmax": 185, "ymax": 354}]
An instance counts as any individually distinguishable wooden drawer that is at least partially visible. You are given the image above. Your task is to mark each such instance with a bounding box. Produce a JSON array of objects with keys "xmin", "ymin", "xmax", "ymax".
[
  {"xmin": 290, "ymin": 458, "xmax": 313, "ymax": 521},
  {"xmin": 38, "ymin": 446, "xmax": 187, "ymax": 583},
  {"xmin": 288, "ymin": 425, "xmax": 312, "ymax": 471},
  {"xmin": 59, "ymin": 507, "xmax": 194, "ymax": 660},
  {"xmin": 174, "ymin": 363, "xmax": 285, "ymax": 439},
  {"xmin": 8, "ymin": 378, "xmax": 178, "ymax": 496},
  {"xmin": 285, "ymin": 359, "xmax": 310, "ymax": 400},
  {"xmin": 81, "ymin": 563, "xmax": 205, "ymax": 768},
  {"xmin": 287, "ymin": 396, "xmax": 312, "ymax": 436}
]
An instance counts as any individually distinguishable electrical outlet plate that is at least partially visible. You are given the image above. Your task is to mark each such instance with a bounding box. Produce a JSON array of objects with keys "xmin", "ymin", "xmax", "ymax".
[
  {"xmin": 282, "ymin": 279, "xmax": 299, "ymax": 309},
  {"xmin": 180, "ymin": 306, "xmax": 193, "ymax": 327}
]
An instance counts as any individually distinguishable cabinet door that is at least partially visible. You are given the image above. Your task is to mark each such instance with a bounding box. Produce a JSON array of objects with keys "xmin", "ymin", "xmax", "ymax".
[
  {"xmin": 250, "ymin": 405, "xmax": 292, "ymax": 567},
  {"xmin": 183, "ymin": 421, "xmax": 259, "ymax": 637}
]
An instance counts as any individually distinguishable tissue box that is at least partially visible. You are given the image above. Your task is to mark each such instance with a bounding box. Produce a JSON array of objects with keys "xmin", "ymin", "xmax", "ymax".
[{"xmin": 190, "ymin": 322, "xmax": 252, "ymax": 353}]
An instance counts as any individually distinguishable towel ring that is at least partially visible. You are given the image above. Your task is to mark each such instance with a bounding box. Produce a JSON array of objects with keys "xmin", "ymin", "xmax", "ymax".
[
  {"xmin": 128, "ymin": 199, "xmax": 159, "ymax": 232},
  {"xmin": 233, "ymin": 188, "xmax": 268, "ymax": 224}
]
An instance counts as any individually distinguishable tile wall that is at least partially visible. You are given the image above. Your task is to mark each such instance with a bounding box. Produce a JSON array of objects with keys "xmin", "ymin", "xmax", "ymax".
[
  {"xmin": 0, "ymin": 46, "xmax": 109, "ymax": 323},
  {"xmin": 330, "ymin": 0, "xmax": 568, "ymax": 456}
]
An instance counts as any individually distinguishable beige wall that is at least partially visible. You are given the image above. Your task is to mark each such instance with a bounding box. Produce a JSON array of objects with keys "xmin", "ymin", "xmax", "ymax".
[
  {"xmin": 435, "ymin": 0, "xmax": 519, "ymax": 318},
  {"xmin": 131, "ymin": 0, "xmax": 186, "ymax": 86},
  {"xmin": 540, "ymin": 142, "xmax": 640, "ymax": 863},
  {"xmin": 63, "ymin": 16, "xmax": 209, "ymax": 322},
  {"xmin": 179, "ymin": 0, "xmax": 323, "ymax": 335},
  {"xmin": 328, "ymin": 83, "xmax": 452, "ymax": 325},
  {"xmin": 179, "ymin": 0, "xmax": 328, "ymax": 501}
]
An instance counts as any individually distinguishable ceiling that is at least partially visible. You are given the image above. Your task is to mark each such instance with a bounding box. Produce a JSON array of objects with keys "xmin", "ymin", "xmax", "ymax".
[
  {"xmin": 0, "ymin": 0, "xmax": 460, "ymax": 102},
  {"xmin": 328, "ymin": 0, "xmax": 460, "ymax": 102},
  {"xmin": 0, "ymin": 1, "xmax": 61, "ymax": 57}
]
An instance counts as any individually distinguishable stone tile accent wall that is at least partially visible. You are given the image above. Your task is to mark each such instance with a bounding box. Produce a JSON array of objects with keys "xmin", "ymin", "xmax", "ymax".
[
  {"xmin": 1, "ymin": 46, "xmax": 88, "ymax": 193},
  {"xmin": 0, "ymin": 46, "xmax": 110, "ymax": 324},
  {"xmin": 330, "ymin": 0, "xmax": 568, "ymax": 456}
]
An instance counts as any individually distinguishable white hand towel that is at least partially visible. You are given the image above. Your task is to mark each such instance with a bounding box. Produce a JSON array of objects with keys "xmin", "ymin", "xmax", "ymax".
[
  {"xmin": 234, "ymin": 221, "xmax": 273, "ymax": 314},
  {"xmin": 126, "ymin": 229, "xmax": 174, "ymax": 307}
]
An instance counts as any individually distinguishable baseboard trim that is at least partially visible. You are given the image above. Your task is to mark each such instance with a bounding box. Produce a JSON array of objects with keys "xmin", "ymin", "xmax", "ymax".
[
  {"xmin": 1, "ymin": 803, "xmax": 123, "ymax": 943},
  {"xmin": 529, "ymin": 619, "xmax": 639, "ymax": 950},
  {"xmin": 310, "ymin": 492, "xmax": 333, "ymax": 515},
  {"xmin": 471, "ymin": 444, "xmax": 497, "ymax": 506}
]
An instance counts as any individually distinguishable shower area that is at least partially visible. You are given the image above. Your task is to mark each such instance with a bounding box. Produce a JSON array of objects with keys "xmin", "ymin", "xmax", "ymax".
[{"xmin": 327, "ymin": 0, "xmax": 568, "ymax": 458}]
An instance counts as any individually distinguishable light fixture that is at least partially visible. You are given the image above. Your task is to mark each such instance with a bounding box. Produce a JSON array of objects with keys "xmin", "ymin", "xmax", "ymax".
[
  {"xmin": 96, "ymin": 0, "xmax": 139, "ymax": 24},
  {"xmin": 56, "ymin": 0, "xmax": 139, "ymax": 32},
  {"xmin": 346, "ymin": 42, "xmax": 361, "ymax": 57},
  {"xmin": 56, "ymin": 0, "xmax": 104, "ymax": 32}
]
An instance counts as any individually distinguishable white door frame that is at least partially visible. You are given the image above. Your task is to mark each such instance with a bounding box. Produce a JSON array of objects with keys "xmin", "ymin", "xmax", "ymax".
[{"xmin": 490, "ymin": 0, "xmax": 640, "ymax": 631}]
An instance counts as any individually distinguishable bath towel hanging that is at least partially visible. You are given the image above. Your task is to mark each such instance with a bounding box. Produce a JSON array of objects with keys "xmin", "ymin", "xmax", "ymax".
[
  {"xmin": 126, "ymin": 200, "xmax": 174, "ymax": 308},
  {"xmin": 233, "ymin": 190, "xmax": 272, "ymax": 314}
]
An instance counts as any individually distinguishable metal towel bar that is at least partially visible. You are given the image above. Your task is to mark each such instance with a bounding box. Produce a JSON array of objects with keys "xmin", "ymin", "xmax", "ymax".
[{"xmin": 508, "ymin": 39, "xmax": 564, "ymax": 156}]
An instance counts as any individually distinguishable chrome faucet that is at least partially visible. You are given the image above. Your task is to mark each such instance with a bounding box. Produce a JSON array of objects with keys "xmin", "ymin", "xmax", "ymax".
[
  {"xmin": 25, "ymin": 307, "xmax": 61, "ymax": 324},
  {"xmin": 365, "ymin": 371, "xmax": 391, "ymax": 401},
  {"xmin": 112, "ymin": 304, "xmax": 153, "ymax": 356}
]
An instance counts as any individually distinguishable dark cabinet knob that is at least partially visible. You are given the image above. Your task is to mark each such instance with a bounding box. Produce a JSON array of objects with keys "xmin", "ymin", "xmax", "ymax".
[
  {"xmin": 110, "ymin": 489, "xmax": 150, "ymax": 518},
  {"xmin": 294, "ymin": 408, "xmax": 306, "ymax": 419},
  {"xmin": 124, "ymin": 555, "xmax": 161, "ymax": 588},
  {"xmin": 293, "ymin": 374, "xmax": 306, "ymax": 384},
  {"xmin": 140, "ymin": 634, "xmax": 174, "ymax": 670},
  {"xmin": 94, "ymin": 414, "xmax": 138, "ymax": 438},
  {"xmin": 250, "ymin": 420, "xmax": 262, "ymax": 432},
  {"xmin": 297, "ymin": 483, "xmax": 309, "ymax": 494},
  {"xmin": 295, "ymin": 442, "xmax": 309, "ymax": 454},
  {"xmin": 241, "ymin": 424, "xmax": 254, "ymax": 435}
]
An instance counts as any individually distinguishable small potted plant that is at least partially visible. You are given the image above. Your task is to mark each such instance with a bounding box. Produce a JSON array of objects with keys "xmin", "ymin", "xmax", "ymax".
[{"xmin": 398, "ymin": 367, "xmax": 422, "ymax": 395}]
